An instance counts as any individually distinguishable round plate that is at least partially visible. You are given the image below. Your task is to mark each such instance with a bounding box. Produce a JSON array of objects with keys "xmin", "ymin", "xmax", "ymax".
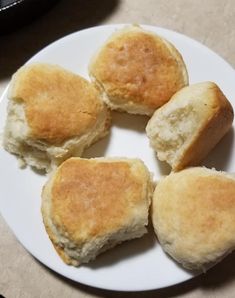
[{"xmin": 0, "ymin": 24, "xmax": 235, "ymax": 292}]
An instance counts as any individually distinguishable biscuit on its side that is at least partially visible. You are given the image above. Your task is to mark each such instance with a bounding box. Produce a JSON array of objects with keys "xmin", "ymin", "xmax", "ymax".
[
  {"xmin": 152, "ymin": 167, "xmax": 235, "ymax": 271},
  {"xmin": 146, "ymin": 82, "xmax": 234, "ymax": 171},
  {"xmin": 41, "ymin": 157, "xmax": 153, "ymax": 266},
  {"xmin": 89, "ymin": 25, "xmax": 188, "ymax": 115},
  {"xmin": 3, "ymin": 63, "xmax": 110, "ymax": 172}
]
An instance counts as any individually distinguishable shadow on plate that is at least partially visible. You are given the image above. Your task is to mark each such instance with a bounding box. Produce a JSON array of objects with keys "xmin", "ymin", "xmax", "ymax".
[
  {"xmin": 202, "ymin": 127, "xmax": 234, "ymax": 171},
  {"xmin": 31, "ymin": 166, "xmax": 47, "ymax": 176},
  {"xmin": 111, "ymin": 111, "xmax": 149, "ymax": 134},
  {"xmin": 0, "ymin": 0, "xmax": 120, "ymax": 80},
  {"xmin": 85, "ymin": 224, "xmax": 156, "ymax": 269},
  {"xmin": 154, "ymin": 127, "xmax": 234, "ymax": 177},
  {"xmin": 34, "ymin": 241, "xmax": 235, "ymax": 297},
  {"xmin": 155, "ymin": 155, "xmax": 171, "ymax": 177},
  {"xmin": 83, "ymin": 132, "xmax": 111, "ymax": 158}
]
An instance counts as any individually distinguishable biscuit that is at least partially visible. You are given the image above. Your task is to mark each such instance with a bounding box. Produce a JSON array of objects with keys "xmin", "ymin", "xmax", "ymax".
[
  {"xmin": 152, "ymin": 167, "xmax": 235, "ymax": 271},
  {"xmin": 41, "ymin": 157, "xmax": 153, "ymax": 266},
  {"xmin": 3, "ymin": 63, "xmax": 110, "ymax": 172},
  {"xmin": 89, "ymin": 25, "xmax": 188, "ymax": 115},
  {"xmin": 146, "ymin": 82, "xmax": 234, "ymax": 171}
]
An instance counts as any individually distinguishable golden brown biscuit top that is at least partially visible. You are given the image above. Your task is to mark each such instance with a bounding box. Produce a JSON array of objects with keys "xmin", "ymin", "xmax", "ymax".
[
  {"xmin": 10, "ymin": 64, "xmax": 104, "ymax": 143},
  {"xmin": 90, "ymin": 27, "xmax": 188, "ymax": 110},
  {"xmin": 155, "ymin": 169, "xmax": 235, "ymax": 249},
  {"xmin": 50, "ymin": 158, "xmax": 147, "ymax": 242}
]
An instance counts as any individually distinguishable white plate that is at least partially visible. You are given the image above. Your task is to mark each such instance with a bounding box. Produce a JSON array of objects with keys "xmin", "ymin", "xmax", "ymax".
[{"xmin": 0, "ymin": 24, "xmax": 235, "ymax": 292}]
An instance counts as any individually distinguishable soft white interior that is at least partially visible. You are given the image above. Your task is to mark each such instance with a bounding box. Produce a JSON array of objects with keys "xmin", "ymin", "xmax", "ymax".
[{"xmin": 146, "ymin": 99, "xmax": 200, "ymax": 168}]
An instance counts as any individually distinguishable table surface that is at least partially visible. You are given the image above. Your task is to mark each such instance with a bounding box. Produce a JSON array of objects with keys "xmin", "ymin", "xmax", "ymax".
[{"xmin": 1, "ymin": 0, "xmax": 235, "ymax": 297}]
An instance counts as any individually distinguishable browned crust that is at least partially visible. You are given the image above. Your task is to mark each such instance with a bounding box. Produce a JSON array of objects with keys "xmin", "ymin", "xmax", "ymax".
[
  {"xmin": 51, "ymin": 158, "xmax": 145, "ymax": 242},
  {"xmin": 41, "ymin": 182, "xmax": 75, "ymax": 265},
  {"xmin": 9, "ymin": 63, "xmax": 106, "ymax": 144},
  {"xmin": 43, "ymin": 216, "xmax": 74, "ymax": 265},
  {"xmin": 41, "ymin": 158, "xmax": 152, "ymax": 265}
]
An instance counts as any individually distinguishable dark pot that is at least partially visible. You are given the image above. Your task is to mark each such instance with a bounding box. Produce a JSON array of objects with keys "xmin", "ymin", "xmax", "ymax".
[{"xmin": 0, "ymin": 0, "xmax": 59, "ymax": 34}]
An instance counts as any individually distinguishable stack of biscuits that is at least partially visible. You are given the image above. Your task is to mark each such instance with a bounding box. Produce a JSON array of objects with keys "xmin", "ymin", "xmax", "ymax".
[{"xmin": 3, "ymin": 25, "xmax": 235, "ymax": 272}]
